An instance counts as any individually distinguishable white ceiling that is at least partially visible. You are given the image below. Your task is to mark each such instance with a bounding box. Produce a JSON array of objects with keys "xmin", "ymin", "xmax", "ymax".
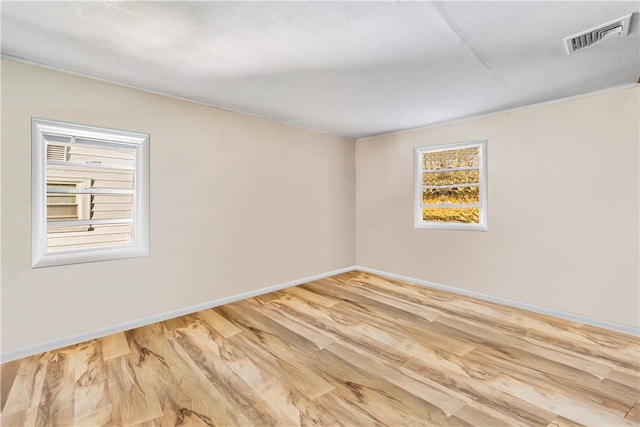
[{"xmin": 2, "ymin": 1, "xmax": 639, "ymax": 139}]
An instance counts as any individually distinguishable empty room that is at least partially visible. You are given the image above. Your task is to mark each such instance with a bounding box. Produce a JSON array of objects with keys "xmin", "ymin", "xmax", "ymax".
[{"xmin": 1, "ymin": 1, "xmax": 639, "ymax": 426}]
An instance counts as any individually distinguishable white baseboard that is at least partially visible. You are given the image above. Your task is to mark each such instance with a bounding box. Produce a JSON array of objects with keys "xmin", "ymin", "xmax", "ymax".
[
  {"xmin": 4, "ymin": 264, "xmax": 636, "ymax": 362},
  {"xmin": 354, "ymin": 266, "xmax": 640, "ymax": 337},
  {"xmin": 0, "ymin": 265, "xmax": 357, "ymax": 363}
]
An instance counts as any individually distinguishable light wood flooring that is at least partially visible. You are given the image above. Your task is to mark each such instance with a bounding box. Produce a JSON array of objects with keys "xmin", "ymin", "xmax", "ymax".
[{"xmin": 1, "ymin": 271, "xmax": 639, "ymax": 426}]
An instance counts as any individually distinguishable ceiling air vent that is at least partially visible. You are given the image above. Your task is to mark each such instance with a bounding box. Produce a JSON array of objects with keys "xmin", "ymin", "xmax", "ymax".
[{"xmin": 564, "ymin": 13, "xmax": 633, "ymax": 55}]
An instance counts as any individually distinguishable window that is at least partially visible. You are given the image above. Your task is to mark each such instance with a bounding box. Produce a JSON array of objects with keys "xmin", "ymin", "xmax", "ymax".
[
  {"xmin": 32, "ymin": 118, "xmax": 149, "ymax": 267},
  {"xmin": 414, "ymin": 140, "xmax": 487, "ymax": 231}
]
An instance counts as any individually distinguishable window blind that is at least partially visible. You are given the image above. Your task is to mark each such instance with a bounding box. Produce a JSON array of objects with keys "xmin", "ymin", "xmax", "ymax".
[
  {"xmin": 421, "ymin": 146, "xmax": 481, "ymax": 224},
  {"xmin": 44, "ymin": 135, "xmax": 136, "ymax": 252}
]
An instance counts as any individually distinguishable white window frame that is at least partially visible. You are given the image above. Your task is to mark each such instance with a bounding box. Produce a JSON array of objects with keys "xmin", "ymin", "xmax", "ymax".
[
  {"xmin": 414, "ymin": 140, "xmax": 488, "ymax": 231},
  {"xmin": 32, "ymin": 118, "xmax": 150, "ymax": 267}
]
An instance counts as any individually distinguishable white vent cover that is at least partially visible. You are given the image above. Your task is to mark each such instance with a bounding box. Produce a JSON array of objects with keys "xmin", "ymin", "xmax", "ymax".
[
  {"xmin": 46, "ymin": 144, "xmax": 67, "ymax": 161},
  {"xmin": 564, "ymin": 13, "xmax": 633, "ymax": 55}
]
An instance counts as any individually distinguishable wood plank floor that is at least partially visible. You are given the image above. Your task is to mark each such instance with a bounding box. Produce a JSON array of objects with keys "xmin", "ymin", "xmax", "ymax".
[{"xmin": 1, "ymin": 271, "xmax": 639, "ymax": 426}]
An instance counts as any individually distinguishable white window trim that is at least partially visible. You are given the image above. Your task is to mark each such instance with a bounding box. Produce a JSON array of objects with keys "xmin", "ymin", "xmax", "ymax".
[
  {"xmin": 32, "ymin": 118, "xmax": 150, "ymax": 267},
  {"xmin": 414, "ymin": 140, "xmax": 488, "ymax": 231}
]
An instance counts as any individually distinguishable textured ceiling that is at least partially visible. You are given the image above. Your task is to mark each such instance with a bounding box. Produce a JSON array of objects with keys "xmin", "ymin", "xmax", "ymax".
[{"xmin": 2, "ymin": 1, "xmax": 639, "ymax": 139}]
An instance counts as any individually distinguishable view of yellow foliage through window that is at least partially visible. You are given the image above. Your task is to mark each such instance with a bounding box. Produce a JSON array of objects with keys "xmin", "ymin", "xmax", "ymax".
[
  {"xmin": 422, "ymin": 147, "xmax": 479, "ymax": 170},
  {"xmin": 422, "ymin": 169, "xmax": 479, "ymax": 186},
  {"xmin": 422, "ymin": 207, "xmax": 479, "ymax": 223},
  {"xmin": 422, "ymin": 186, "xmax": 479, "ymax": 205},
  {"xmin": 421, "ymin": 146, "xmax": 481, "ymax": 224}
]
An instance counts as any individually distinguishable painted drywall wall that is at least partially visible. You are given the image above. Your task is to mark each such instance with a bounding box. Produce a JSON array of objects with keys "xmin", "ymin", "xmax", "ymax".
[
  {"xmin": 1, "ymin": 59, "xmax": 355, "ymax": 355},
  {"xmin": 356, "ymin": 86, "xmax": 640, "ymax": 328}
]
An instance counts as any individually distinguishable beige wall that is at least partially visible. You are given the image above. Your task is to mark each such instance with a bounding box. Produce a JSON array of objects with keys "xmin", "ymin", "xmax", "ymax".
[
  {"xmin": 2, "ymin": 57, "xmax": 638, "ymax": 357},
  {"xmin": 356, "ymin": 86, "xmax": 639, "ymax": 328},
  {"xmin": 1, "ymin": 59, "xmax": 356, "ymax": 354}
]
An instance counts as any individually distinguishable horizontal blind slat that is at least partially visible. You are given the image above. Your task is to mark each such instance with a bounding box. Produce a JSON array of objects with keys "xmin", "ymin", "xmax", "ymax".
[
  {"xmin": 422, "ymin": 183, "xmax": 480, "ymax": 189},
  {"xmin": 47, "ymin": 160, "xmax": 134, "ymax": 171},
  {"xmin": 48, "ymin": 233, "xmax": 131, "ymax": 246},
  {"xmin": 48, "ymin": 224, "xmax": 131, "ymax": 236},
  {"xmin": 48, "ymin": 218, "xmax": 133, "ymax": 227},
  {"xmin": 421, "ymin": 166, "xmax": 480, "ymax": 173},
  {"xmin": 422, "ymin": 203, "xmax": 480, "ymax": 209},
  {"xmin": 47, "ymin": 188, "xmax": 134, "ymax": 195}
]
